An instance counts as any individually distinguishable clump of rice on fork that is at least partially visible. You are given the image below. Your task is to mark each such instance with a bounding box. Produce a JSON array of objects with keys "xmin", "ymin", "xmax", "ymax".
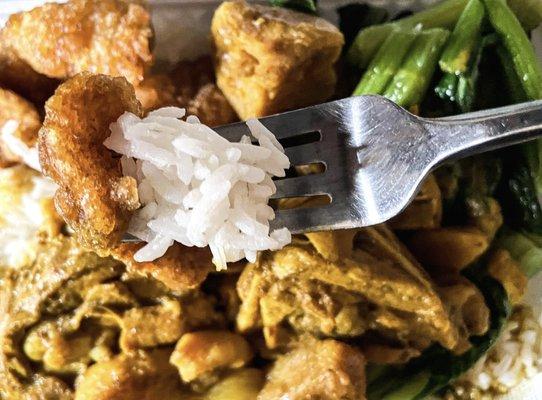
[{"xmin": 105, "ymin": 106, "xmax": 291, "ymax": 270}]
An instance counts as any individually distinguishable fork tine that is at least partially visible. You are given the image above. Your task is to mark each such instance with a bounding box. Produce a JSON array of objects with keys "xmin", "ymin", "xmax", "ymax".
[
  {"xmin": 214, "ymin": 100, "xmax": 341, "ymax": 142},
  {"xmin": 272, "ymin": 174, "xmax": 330, "ymax": 198},
  {"xmin": 270, "ymin": 201, "xmax": 354, "ymax": 234},
  {"xmin": 283, "ymin": 143, "xmax": 325, "ymax": 165}
]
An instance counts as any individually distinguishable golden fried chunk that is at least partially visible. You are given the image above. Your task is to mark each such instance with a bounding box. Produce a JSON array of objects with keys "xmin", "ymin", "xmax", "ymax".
[
  {"xmin": 170, "ymin": 330, "xmax": 253, "ymax": 383},
  {"xmin": 167, "ymin": 56, "xmax": 238, "ymax": 126},
  {"xmin": 488, "ymin": 249, "xmax": 528, "ymax": 305},
  {"xmin": 39, "ymin": 73, "xmax": 142, "ymax": 249},
  {"xmin": 390, "ymin": 174, "xmax": 442, "ymax": 230},
  {"xmin": 75, "ymin": 350, "xmax": 184, "ymax": 400},
  {"xmin": 111, "ymin": 242, "xmax": 213, "ymax": 291},
  {"xmin": 437, "ymin": 275, "xmax": 490, "ymax": 354},
  {"xmin": 188, "ymin": 84, "xmax": 238, "ymax": 127},
  {"xmin": 407, "ymin": 227, "xmax": 490, "ymax": 272},
  {"xmin": 3, "ymin": 0, "xmax": 153, "ymax": 86},
  {"xmin": 0, "ymin": 88, "xmax": 41, "ymax": 168},
  {"xmin": 258, "ymin": 336, "xmax": 366, "ymax": 400},
  {"xmin": 134, "ymin": 74, "xmax": 178, "ymax": 113},
  {"xmin": 211, "ymin": 1, "xmax": 344, "ymax": 119},
  {"xmin": 0, "ymin": 31, "xmax": 59, "ymax": 105}
]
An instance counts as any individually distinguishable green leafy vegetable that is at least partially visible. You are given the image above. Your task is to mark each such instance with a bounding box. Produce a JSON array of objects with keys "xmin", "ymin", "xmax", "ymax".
[
  {"xmin": 347, "ymin": 0, "xmax": 468, "ymax": 68},
  {"xmin": 498, "ymin": 228, "xmax": 542, "ymax": 277},
  {"xmin": 439, "ymin": 0, "xmax": 486, "ymax": 75},
  {"xmin": 484, "ymin": 0, "xmax": 542, "ymax": 100},
  {"xmin": 353, "ymin": 29, "xmax": 418, "ymax": 96},
  {"xmin": 269, "ymin": 0, "xmax": 317, "ymax": 14},
  {"xmin": 383, "ymin": 29, "xmax": 450, "ymax": 108}
]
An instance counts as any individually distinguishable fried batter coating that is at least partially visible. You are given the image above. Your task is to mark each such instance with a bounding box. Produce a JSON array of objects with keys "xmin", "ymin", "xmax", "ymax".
[
  {"xmin": 111, "ymin": 243, "xmax": 213, "ymax": 291},
  {"xmin": 169, "ymin": 56, "xmax": 238, "ymax": 126},
  {"xmin": 0, "ymin": 31, "xmax": 59, "ymax": 105},
  {"xmin": 3, "ymin": 0, "xmax": 153, "ymax": 86},
  {"xmin": 39, "ymin": 73, "xmax": 142, "ymax": 249},
  {"xmin": 0, "ymin": 88, "xmax": 41, "ymax": 168},
  {"xmin": 134, "ymin": 74, "xmax": 178, "ymax": 113},
  {"xmin": 188, "ymin": 83, "xmax": 238, "ymax": 127}
]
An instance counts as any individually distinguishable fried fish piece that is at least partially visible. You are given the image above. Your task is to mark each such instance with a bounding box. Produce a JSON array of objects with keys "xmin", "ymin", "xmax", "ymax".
[
  {"xmin": 3, "ymin": 0, "xmax": 153, "ymax": 86},
  {"xmin": 187, "ymin": 83, "xmax": 238, "ymax": 127},
  {"xmin": 110, "ymin": 243, "xmax": 213, "ymax": 291},
  {"xmin": 134, "ymin": 74, "xmax": 178, "ymax": 113},
  {"xmin": 39, "ymin": 73, "xmax": 142, "ymax": 249},
  {"xmin": 0, "ymin": 88, "xmax": 41, "ymax": 168},
  {"xmin": 0, "ymin": 31, "xmax": 59, "ymax": 105}
]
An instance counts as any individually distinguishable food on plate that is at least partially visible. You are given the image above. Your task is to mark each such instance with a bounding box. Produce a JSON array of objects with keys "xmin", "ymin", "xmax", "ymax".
[
  {"xmin": 1, "ymin": 0, "xmax": 542, "ymax": 399},
  {"xmin": 2, "ymin": 0, "xmax": 153, "ymax": 86},
  {"xmin": 38, "ymin": 73, "xmax": 142, "ymax": 249},
  {"xmin": 0, "ymin": 165, "xmax": 61, "ymax": 269},
  {"xmin": 211, "ymin": 1, "xmax": 344, "ymax": 118},
  {"xmin": 257, "ymin": 336, "xmax": 366, "ymax": 400},
  {"xmin": 0, "ymin": 32, "xmax": 59, "ymax": 105},
  {"xmin": 0, "ymin": 88, "xmax": 41, "ymax": 168},
  {"xmin": 104, "ymin": 106, "xmax": 291, "ymax": 267}
]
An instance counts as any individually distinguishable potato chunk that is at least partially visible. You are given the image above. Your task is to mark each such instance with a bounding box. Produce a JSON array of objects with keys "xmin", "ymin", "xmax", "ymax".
[
  {"xmin": 0, "ymin": 88, "xmax": 41, "ymax": 168},
  {"xmin": 258, "ymin": 337, "xmax": 366, "ymax": 400},
  {"xmin": 170, "ymin": 330, "xmax": 253, "ymax": 383},
  {"xmin": 211, "ymin": 1, "xmax": 344, "ymax": 119},
  {"xmin": 75, "ymin": 349, "xmax": 184, "ymax": 400},
  {"xmin": 3, "ymin": 0, "xmax": 153, "ymax": 86}
]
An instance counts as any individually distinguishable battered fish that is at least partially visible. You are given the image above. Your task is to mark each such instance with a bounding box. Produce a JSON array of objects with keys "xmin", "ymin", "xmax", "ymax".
[
  {"xmin": 3, "ymin": 0, "xmax": 153, "ymax": 86},
  {"xmin": 39, "ymin": 73, "xmax": 142, "ymax": 249}
]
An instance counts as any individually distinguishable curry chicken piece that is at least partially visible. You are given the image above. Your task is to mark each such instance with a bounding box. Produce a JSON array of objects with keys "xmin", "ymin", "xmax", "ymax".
[
  {"xmin": 258, "ymin": 336, "xmax": 366, "ymax": 400},
  {"xmin": 0, "ymin": 235, "xmax": 226, "ymax": 399},
  {"xmin": 211, "ymin": 1, "xmax": 344, "ymax": 119},
  {"xmin": 39, "ymin": 73, "xmax": 141, "ymax": 249},
  {"xmin": 0, "ymin": 88, "xmax": 42, "ymax": 168},
  {"xmin": 3, "ymin": 0, "xmax": 153, "ymax": 86},
  {"xmin": 237, "ymin": 225, "xmax": 487, "ymax": 358}
]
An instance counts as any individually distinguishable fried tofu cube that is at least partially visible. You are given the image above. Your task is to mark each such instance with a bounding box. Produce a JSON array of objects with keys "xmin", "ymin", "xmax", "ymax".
[{"xmin": 211, "ymin": 1, "xmax": 344, "ymax": 119}]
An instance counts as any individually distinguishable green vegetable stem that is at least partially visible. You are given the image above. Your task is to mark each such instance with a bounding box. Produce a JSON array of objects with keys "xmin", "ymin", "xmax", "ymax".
[
  {"xmin": 347, "ymin": 0, "xmax": 468, "ymax": 68},
  {"xmin": 383, "ymin": 29, "xmax": 450, "ymax": 108},
  {"xmin": 484, "ymin": 0, "xmax": 542, "ymax": 100},
  {"xmin": 439, "ymin": 0, "xmax": 485, "ymax": 75},
  {"xmin": 353, "ymin": 29, "xmax": 418, "ymax": 96}
]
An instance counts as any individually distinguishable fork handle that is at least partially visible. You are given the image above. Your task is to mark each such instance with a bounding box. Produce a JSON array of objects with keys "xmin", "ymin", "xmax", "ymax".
[{"xmin": 424, "ymin": 100, "xmax": 542, "ymax": 165}]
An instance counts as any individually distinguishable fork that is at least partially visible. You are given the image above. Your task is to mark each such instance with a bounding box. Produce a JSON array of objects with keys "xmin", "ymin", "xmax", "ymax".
[
  {"xmin": 214, "ymin": 96, "xmax": 542, "ymax": 234},
  {"xmin": 123, "ymin": 96, "xmax": 542, "ymax": 241}
]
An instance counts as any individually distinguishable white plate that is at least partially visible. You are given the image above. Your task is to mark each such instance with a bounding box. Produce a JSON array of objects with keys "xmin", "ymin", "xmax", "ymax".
[{"xmin": 1, "ymin": 0, "xmax": 541, "ymax": 398}]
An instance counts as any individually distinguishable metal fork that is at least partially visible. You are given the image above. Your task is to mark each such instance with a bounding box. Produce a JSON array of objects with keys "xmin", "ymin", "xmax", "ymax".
[
  {"xmin": 217, "ymin": 96, "xmax": 542, "ymax": 234},
  {"xmin": 124, "ymin": 96, "xmax": 542, "ymax": 241}
]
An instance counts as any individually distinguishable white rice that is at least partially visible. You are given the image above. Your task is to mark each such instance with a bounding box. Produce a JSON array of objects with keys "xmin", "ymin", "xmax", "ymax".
[
  {"xmin": 0, "ymin": 169, "xmax": 57, "ymax": 269},
  {"xmin": 448, "ymin": 305, "xmax": 542, "ymax": 399},
  {"xmin": 104, "ymin": 107, "xmax": 291, "ymax": 269},
  {"xmin": 1, "ymin": 119, "xmax": 41, "ymax": 171}
]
